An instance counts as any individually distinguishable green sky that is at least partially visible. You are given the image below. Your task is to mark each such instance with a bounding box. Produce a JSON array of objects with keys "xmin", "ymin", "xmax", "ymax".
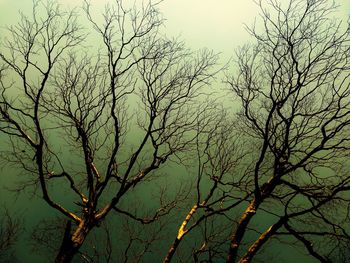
[
  {"xmin": 0, "ymin": 1, "xmax": 350, "ymax": 262},
  {"xmin": 1, "ymin": 0, "xmax": 348, "ymax": 57},
  {"xmin": 0, "ymin": 0, "xmax": 258, "ymax": 54}
]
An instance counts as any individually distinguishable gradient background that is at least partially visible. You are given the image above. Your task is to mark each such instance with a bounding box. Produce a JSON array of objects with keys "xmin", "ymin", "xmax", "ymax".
[{"xmin": 0, "ymin": 0, "xmax": 349, "ymax": 262}]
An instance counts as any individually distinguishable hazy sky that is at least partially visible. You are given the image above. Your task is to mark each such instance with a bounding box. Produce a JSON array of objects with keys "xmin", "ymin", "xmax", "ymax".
[
  {"xmin": 1, "ymin": 0, "xmax": 349, "ymax": 57},
  {"xmin": 0, "ymin": 1, "xmax": 349, "ymax": 261}
]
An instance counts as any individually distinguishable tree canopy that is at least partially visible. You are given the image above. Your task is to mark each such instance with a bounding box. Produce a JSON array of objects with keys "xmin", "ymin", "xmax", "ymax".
[{"xmin": 0, "ymin": 0, "xmax": 350, "ymax": 262}]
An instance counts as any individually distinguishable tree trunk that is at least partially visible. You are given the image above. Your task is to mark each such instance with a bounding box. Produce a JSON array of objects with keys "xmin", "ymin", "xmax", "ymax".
[
  {"xmin": 163, "ymin": 238, "xmax": 181, "ymax": 263},
  {"xmin": 238, "ymin": 219, "xmax": 284, "ymax": 263},
  {"xmin": 163, "ymin": 204, "xmax": 198, "ymax": 263},
  {"xmin": 226, "ymin": 199, "xmax": 258, "ymax": 263},
  {"xmin": 55, "ymin": 220, "xmax": 91, "ymax": 263}
]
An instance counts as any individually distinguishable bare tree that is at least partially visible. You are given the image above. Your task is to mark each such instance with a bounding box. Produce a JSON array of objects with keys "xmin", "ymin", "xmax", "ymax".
[
  {"xmin": 0, "ymin": 209, "xmax": 22, "ymax": 261},
  {"xmin": 163, "ymin": 110, "xmax": 248, "ymax": 263},
  {"xmin": 0, "ymin": 0, "xmax": 218, "ymax": 262},
  {"xmin": 3, "ymin": 0, "xmax": 349, "ymax": 262},
  {"xmin": 225, "ymin": 0, "xmax": 350, "ymax": 262}
]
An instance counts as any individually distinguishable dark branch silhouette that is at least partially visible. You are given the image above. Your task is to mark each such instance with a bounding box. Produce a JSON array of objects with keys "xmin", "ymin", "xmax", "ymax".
[
  {"xmin": 0, "ymin": 209, "xmax": 22, "ymax": 261},
  {"xmin": 1, "ymin": 0, "xmax": 350, "ymax": 262},
  {"xmin": 225, "ymin": 0, "xmax": 350, "ymax": 262},
  {"xmin": 0, "ymin": 0, "xmax": 218, "ymax": 262}
]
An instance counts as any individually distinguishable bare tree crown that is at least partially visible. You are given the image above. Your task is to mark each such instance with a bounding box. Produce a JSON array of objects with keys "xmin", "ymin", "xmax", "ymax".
[{"xmin": 1, "ymin": 0, "xmax": 350, "ymax": 262}]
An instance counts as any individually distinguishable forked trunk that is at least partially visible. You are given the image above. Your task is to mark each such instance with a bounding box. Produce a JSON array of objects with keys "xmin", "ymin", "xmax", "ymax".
[{"xmin": 163, "ymin": 204, "xmax": 199, "ymax": 263}]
